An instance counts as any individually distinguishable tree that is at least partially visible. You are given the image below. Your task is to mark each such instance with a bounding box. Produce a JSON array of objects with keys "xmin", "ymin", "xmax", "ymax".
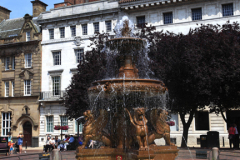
[{"xmin": 63, "ymin": 33, "xmax": 109, "ymax": 118}]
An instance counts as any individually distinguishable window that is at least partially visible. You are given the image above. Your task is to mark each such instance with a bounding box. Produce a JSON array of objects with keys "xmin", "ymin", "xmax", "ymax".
[
  {"xmin": 5, "ymin": 57, "xmax": 10, "ymax": 70},
  {"xmin": 49, "ymin": 29, "xmax": 54, "ymax": 39},
  {"xmin": 12, "ymin": 82, "xmax": 14, "ymax": 97},
  {"xmin": 70, "ymin": 26, "xmax": 76, "ymax": 37},
  {"xmin": 53, "ymin": 52, "xmax": 61, "ymax": 65},
  {"xmin": 52, "ymin": 76, "xmax": 61, "ymax": 96},
  {"xmin": 25, "ymin": 53, "xmax": 32, "ymax": 68},
  {"xmin": 222, "ymin": 3, "xmax": 233, "ymax": 17},
  {"xmin": 60, "ymin": 116, "xmax": 68, "ymax": 133},
  {"xmin": 192, "ymin": 8, "xmax": 202, "ymax": 21},
  {"xmin": 75, "ymin": 49, "xmax": 84, "ymax": 64},
  {"xmin": 12, "ymin": 56, "xmax": 15, "ymax": 70},
  {"xmin": 2, "ymin": 112, "xmax": 11, "ymax": 136},
  {"xmin": 5, "ymin": 82, "xmax": 9, "ymax": 97},
  {"xmin": 26, "ymin": 32, "xmax": 30, "ymax": 41},
  {"xmin": 137, "ymin": 16, "xmax": 145, "ymax": 28},
  {"xmin": 82, "ymin": 24, "xmax": 87, "ymax": 35},
  {"xmin": 93, "ymin": 22, "xmax": 99, "ymax": 33},
  {"xmin": 46, "ymin": 116, "xmax": 53, "ymax": 132},
  {"xmin": 60, "ymin": 27, "xmax": 65, "ymax": 38},
  {"xmin": 105, "ymin": 21, "xmax": 112, "ymax": 32},
  {"xmin": 163, "ymin": 12, "xmax": 173, "ymax": 24},
  {"xmin": 195, "ymin": 111, "xmax": 209, "ymax": 130},
  {"xmin": 75, "ymin": 121, "xmax": 83, "ymax": 133},
  {"xmin": 24, "ymin": 80, "xmax": 31, "ymax": 96}
]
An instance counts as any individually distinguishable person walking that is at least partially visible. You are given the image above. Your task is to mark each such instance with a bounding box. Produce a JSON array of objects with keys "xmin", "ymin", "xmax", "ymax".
[
  {"xmin": 228, "ymin": 124, "xmax": 236, "ymax": 149},
  {"xmin": 17, "ymin": 132, "xmax": 24, "ymax": 154},
  {"xmin": 7, "ymin": 132, "xmax": 12, "ymax": 155},
  {"xmin": 234, "ymin": 124, "xmax": 239, "ymax": 149}
]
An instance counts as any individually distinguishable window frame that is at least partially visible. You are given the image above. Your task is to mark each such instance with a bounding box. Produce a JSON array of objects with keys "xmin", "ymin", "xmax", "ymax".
[
  {"xmin": 25, "ymin": 53, "xmax": 32, "ymax": 68},
  {"xmin": 5, "ymin": 57, "xmax": 10, "ymax": 70},
  {"xmin": 53, "ymin": 51, "xmax": 61, "ymax": 66},
  {"xmin": 75, "ymin": 120, "xmax": 83, "ymax": 133},
  {"xmin": 24, "ymin": 80, "xmax": 31, "ymax": 96},
  {"xmin": 93, "ymin": 22, "xmax": 99, "ymax": 33},
  {"xmin": 222, "ymin": 3, "xmax": 234, "ymax": 17},
  {"xmin": 1, "ymin": 112, "xmax": 11, "ymax": 136},
  {"xmin": 163, "ymin": 12, "xmax": 173, "ymax": 24},
  {"xmin": 12, "ymin": 56, "xmax": 15, "ymax": 70},
  {"xmin": 26, "ymin": 31, "xmax": 31, "ymax": 41},
  {"xmin": 5, "ymin": 81, "xmax": 9, "ymax": 97},
  {"xmin": 60, "ymin": 27, "xmax": 65, "ymax": 38},
  {"xmin": 82, "ymin": 24, "xmax": 88, "ymax": 35},
  {"xmin": 191, "ymin": 8, "xmax": 202, "ymax": 21},
  {"xmin": 49, "ymin": 29, "xmax": 54, "ymax": 39},
  {"xmin": 70, "ymin": 26, "xmax": 76, "ymax": 37},
  {"xmin": 46, "ymin": 116, "xmax": 54, "ymax": 133},
  {"xmin": 52, "ymin": 76, "xmax": 61, "ymax": 96},
  {"xmin": 12, "ymin": 81, "xmax": 14, "ymax": 97},
  {"xmin": 136, "ymin": 16, "xmax": 145, "ymax": 28},
  {"xmin": 60, "ymin": 116, "xmax": 68, "ymax": 133},
  {"xmin": 105, "ymin": 21, "xmax": 112, "ymax": 32},
  {"xmin": 75, "ymin": 49, "xmax": 84, "ymax": 64}
]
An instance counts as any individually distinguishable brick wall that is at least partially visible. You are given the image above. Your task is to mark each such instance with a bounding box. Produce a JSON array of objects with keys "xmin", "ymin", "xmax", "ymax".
[
  {"xmin": 0, "ymin": 6, "xmax": 11, "ymax": 22},
  {"xmin": 64, "ymin": 0, "xmax": 75, "ymax": 4}
]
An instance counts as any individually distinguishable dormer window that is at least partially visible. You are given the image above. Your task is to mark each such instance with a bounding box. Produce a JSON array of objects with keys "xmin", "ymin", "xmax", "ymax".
[{"xmin": 26, "ymin": 32, "xmax": 30, "ymax": 41}]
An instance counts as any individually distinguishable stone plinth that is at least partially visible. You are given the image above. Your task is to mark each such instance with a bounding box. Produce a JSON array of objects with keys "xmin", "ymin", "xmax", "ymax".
[
  {"xmin": 76, "ymin": 146, "xmax": 178, "ymax": 160},
  {"xmin": 151, "ymin": 146, "xmax": 179, "ymax": 160},
  {"xmin": 76, "ymin": 148, "xmax": 137, "ymax": 160}
]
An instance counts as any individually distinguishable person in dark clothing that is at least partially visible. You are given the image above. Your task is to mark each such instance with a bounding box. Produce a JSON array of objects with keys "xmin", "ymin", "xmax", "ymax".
[
  {"xmin": 228, "ymin": 124, "xmax": 236, "ymax": 149},
  {"xmin": 234, "ymin": 123, "xmax": 239, "ymax": 149}
]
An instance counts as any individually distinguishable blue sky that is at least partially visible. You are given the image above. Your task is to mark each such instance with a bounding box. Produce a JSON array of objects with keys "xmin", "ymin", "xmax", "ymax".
[{"xmin": 1, "ymin": 0, "xmax": 61, "ymax": 19}]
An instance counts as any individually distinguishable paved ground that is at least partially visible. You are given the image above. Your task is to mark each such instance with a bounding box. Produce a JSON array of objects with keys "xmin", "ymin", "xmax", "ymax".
[{"xmin": 0, "ymin": 147, "xmax": 239, "ymax": 159}]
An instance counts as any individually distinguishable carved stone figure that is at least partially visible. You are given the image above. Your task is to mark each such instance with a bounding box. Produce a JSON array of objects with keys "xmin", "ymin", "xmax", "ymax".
[
  {"xmin": 80, "ymin": 109, "xmax": 112, "ymax": 149},
  {"xmin": 148, "ymin": 109, "xmax": 175, "ymax": 146},
  {"xmin": 125, "ymin": 108, "xmax": 148, "ymax": 150}
]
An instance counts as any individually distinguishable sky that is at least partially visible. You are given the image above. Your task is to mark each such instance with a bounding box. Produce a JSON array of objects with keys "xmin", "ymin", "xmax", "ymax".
[{"xmin": 1, "ymin": 0, "xmax": 61, "ymax": 19}]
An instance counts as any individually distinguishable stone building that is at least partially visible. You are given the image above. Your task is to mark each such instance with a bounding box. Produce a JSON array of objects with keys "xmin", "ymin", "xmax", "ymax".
[
  {"xmin": 37, "ymin": 0, "xmax": 240, "ymax": 147},
  {"xmin": 0, "ymin": 0, "xmax": 47, "ymax": 147}
]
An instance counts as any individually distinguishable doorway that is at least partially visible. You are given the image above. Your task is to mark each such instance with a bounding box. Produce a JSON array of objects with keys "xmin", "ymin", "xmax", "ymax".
[{"xmin": 23, "ymin": 121, "xmax": 32, "ymax": 146}]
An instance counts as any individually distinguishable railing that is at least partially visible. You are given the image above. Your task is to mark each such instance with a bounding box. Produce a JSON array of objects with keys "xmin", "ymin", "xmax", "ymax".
[{"xmin": 40, "ymin": 91, "xmax": 65, "ymax": 101}]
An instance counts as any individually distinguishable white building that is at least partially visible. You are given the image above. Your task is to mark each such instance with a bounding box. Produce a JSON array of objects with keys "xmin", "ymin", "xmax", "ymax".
[{"xmin": 37, "ymin": 0, "xmax": 240, "ymax": 147}]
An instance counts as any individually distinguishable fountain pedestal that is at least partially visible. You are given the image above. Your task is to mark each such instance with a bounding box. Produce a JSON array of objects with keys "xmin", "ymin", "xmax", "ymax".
[{"xmin": 76, "ymin": 146, "xmax": 178, "ymax": 160}]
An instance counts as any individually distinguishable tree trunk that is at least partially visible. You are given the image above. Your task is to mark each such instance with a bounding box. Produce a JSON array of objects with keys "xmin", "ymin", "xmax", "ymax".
[
  {"xmin": 179, "ymin": 110, "xmax": 195, "ymax": 148},
  {"xmin": 220, "ymin": 108, "xmax": 228, "ymax": 124}
]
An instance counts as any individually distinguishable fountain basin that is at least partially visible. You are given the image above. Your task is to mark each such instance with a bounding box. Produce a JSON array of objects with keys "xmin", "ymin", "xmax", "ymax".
[{"xmin": 88, "ymin": 78, "xmax": 167, "ymax": 98}]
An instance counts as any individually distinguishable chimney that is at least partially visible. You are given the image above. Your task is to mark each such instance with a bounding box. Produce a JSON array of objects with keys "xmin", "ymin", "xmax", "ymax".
[
  {"xmin": 0, "ymin": 6, "xmax": 11, "ymax": 22},
  {"xmin": 31, "ymin": 0, "xmax": 48, "ymax": 17},
  {"xmin": 64, "ymin": 0, "xmax": 75, "ymax": 4}
]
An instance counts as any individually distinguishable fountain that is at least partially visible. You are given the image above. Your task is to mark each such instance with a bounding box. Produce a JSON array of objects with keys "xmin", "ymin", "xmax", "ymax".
[{"xmin": 76, "ymin": 16, "xmax": 179, "ymax": 160}]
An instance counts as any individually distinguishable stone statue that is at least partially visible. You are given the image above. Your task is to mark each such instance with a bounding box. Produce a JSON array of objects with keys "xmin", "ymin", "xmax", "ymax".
[
  {"xmin": 148, "ymin": 109, "xmax": 175, "ymax": 146},
  {"xmin": 80, "ymin": 109, "xmax": 112, "ymax": 149},
  {"xmin": 125, "ymin": 108, "xmax": 149, "ymax": 150}
]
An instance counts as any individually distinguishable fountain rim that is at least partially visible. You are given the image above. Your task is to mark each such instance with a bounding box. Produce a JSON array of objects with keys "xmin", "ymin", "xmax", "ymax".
[{"xmin": 91, "ymin": 78, "xmax": 165, "ymax": 85}]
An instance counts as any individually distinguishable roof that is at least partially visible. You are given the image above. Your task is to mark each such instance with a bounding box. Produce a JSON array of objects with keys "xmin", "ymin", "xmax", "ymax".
[
  {"xmin": 119, "ymin": 0, "xmax": 138, "ymax": 3},
  {"xmin": 0, "ymin": 18, "xmax": 25, "ymax": 38},
  {"xmin": 0, "ymin": 6, "xmax": 11, "ymax": 12},
  {"xmin": 31, "ymin": 0, "xmax": 48, "ymax": 7}
]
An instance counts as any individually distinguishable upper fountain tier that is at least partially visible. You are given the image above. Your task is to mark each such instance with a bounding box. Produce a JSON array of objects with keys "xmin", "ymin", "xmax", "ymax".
[{"xmin": 88, "ymin": 17, "xmax": 167, "ymax": 98}]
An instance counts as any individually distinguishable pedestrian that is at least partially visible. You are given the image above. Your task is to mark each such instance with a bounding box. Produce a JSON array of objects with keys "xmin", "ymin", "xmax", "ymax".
[
  {"xmin": 9, "ymin": 140, "xmax": 14, "ymax": 155},
  {"xmin": 17, "ymin": 132, "xmax": 24, "ymax": 154},
  {"xmin": 7, "ymin": 132, "xmax": 12, "ymax": 155},
  {"xmin": 234, "ymin": 123, "xmax": 239, "ymax": 149},
  {"xmin": 89, "ymin": 140, "xmax": 96, "ymax": 149},
  {"xmin": 228, "ymin": 124, "xmax": 236, "ymax": 149}
]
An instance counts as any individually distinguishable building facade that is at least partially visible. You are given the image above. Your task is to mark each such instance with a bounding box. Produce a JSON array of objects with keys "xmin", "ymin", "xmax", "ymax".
[
  {"xmin": 0, "ymin": 0, "xmax": 47, "ymax": 147},
  {"xmin": 37, "ymin": 0, "xmax": 240, "ymax": 147}
]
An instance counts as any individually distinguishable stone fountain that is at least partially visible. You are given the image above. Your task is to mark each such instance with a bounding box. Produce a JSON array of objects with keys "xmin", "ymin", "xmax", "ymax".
[{"xmin": 76, "ymin": 16, "xmax": 178, "ymax": 160}]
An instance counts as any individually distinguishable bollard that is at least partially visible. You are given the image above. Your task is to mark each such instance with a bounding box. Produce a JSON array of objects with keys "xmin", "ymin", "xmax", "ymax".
[
  {"xmin": 25, "ymin": 141, "xmax": 27, "ymax": 149},
  {"xmin": 212, "ymin": 147, "xmax": 219, "ymax": 160},
  {"xmin": 52, "ymin": 149, "xmax": 59, "ymax": 160},
  {"xmin": 222, "ymin": 137, "xmax": 225, "ymax": 147}
]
